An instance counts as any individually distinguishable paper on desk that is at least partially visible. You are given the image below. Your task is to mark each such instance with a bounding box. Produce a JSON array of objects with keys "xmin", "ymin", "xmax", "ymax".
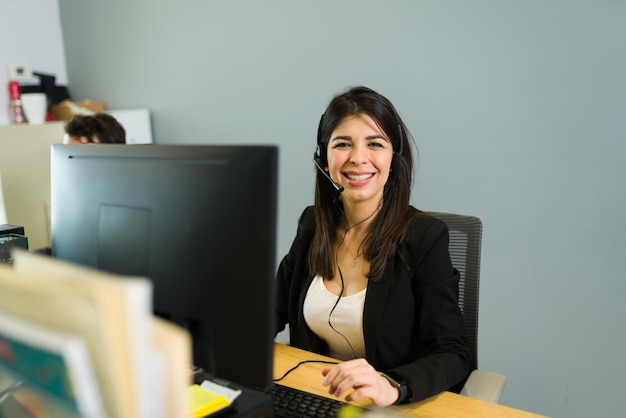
[
  {"xmin": 188, "ymin": 384, "xmax": 230, "ymax": 418},
  {"xmin": 199, "ymin": 380, "xmax": 242, "ymax": 403},
  {"xmin": 7, "ymin": 250, "xmax": 153, "ymax": 418}
]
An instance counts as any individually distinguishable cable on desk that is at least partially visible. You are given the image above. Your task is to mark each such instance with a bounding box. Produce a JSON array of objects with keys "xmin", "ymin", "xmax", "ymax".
[{"xmin": 273, "ymin": 360, "xmax": 339, "ymax": 382}]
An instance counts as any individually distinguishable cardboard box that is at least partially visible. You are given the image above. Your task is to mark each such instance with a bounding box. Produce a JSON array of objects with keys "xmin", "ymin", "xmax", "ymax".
[{"xmin": 50, "ymin": 100, "xmax": 106, "ymax": 121}]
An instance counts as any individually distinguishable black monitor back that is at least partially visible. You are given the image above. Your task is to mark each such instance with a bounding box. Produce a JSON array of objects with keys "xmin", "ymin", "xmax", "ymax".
[{"xmin": 50, "ymin": 144, "xmax": 278, "ymax": 390}]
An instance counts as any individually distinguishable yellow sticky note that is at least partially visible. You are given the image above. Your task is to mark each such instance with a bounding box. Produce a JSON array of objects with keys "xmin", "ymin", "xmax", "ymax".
[{"xmin": 188, "ymin": 384, "xmax": 230, "ymax": 418}]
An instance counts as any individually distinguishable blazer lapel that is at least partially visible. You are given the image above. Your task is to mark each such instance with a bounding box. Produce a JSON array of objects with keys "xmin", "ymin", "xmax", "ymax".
[{"xmin": 362, "ymin": 259, "xmax": 395, "ymax": 364}]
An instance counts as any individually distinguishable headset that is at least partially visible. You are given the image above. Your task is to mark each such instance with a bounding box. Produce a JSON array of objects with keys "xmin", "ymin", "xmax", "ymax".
[{"xmin": 313, "ymin": 153, "xmax": 344, "ymax": 193}]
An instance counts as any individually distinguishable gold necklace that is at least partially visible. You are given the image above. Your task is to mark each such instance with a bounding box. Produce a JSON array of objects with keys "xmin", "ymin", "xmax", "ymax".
[
  {"xmin": 343, "ymin": 238, "xmax": 363, "ymax": 267},
  {"xmin": 339, "ymin": 201, "xmax": 381, "ymax": 268}
]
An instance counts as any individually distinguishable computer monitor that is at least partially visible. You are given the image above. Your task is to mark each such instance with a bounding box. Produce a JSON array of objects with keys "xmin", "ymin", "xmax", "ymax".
[{"xmin": 50, "ymin": 144, "xmax": 278, "ymax": 390}]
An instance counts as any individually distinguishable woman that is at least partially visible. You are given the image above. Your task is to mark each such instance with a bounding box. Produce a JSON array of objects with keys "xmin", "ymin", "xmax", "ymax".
[{"xmin": 275, "ymin": 86, "xmax": 469, "ymax": 406}]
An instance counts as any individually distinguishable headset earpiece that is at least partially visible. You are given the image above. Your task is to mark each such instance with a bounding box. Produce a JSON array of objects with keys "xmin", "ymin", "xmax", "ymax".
[{"xmin": 316, "ymin": 113, "xmax": 326, "ymax": 166}]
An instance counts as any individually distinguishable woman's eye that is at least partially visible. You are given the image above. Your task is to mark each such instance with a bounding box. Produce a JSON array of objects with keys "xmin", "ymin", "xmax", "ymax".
[{"xmin": 334, "ymin": 142, "xmax": 350, "ymax": 148}]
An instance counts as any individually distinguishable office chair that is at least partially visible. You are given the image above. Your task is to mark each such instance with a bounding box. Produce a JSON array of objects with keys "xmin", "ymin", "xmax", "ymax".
[{"xmin": 427, "ymin": 211, "xmax": 507, "ymax": 403}]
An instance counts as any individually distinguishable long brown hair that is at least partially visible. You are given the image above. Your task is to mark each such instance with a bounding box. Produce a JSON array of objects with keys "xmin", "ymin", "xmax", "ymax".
[{"xmin": 309, "ymin": 86, "xmax": 416, "ymax": 281}]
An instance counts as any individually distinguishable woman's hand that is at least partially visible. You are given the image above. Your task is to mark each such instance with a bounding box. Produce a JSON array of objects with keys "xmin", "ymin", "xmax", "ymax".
[{"xmin": 321, "ymin": 358, "xmax": 400, "ymax": 407}]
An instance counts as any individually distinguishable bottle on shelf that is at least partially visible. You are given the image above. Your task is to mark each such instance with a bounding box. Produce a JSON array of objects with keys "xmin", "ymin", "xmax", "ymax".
[{"xmin": 8, "ymin": 81, "xmax": 27, "ymax": 124}]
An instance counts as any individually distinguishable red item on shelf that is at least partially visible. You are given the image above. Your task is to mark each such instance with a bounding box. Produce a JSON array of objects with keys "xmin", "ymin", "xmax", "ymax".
[
  {"xmin": 8, "ymin": 81, "xmax": 27, "ymax": 124},
  {"xmin": 8, "ymin": 81, "xmax": 21, "ymax": 101}
]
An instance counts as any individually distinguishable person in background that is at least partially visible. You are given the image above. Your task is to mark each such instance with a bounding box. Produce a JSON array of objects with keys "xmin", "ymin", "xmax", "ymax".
[
  {"xmin": 274, "ymin": 86, "xmax": 469, "ymax": 407},
  {"xmin": 63, "ymin": 113, "xmax": 126, "ymax": 144}
]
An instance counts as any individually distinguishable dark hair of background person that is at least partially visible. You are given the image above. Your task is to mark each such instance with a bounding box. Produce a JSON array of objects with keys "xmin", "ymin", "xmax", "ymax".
[
  {"xmin": 65, "ymin": 113, "xmax": 126, "ymax": 144},
  {"xmin": 310, "ymin": 86, "xmax": 416, "ymax": 282}
]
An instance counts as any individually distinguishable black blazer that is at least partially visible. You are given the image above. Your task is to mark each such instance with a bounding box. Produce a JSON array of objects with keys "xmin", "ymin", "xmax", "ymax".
[{"xmin": 275, "ymin": 206, "xmax": 470, "ymax": 402}]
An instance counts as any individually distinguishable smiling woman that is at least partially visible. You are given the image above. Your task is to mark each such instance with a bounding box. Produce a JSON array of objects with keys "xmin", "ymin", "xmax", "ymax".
[{"xmin": 274, "ymin": 86, "xmax": 470, "ymax": 407}]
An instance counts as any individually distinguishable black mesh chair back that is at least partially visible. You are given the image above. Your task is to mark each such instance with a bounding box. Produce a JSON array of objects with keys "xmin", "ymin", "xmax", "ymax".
[{"xmin": 427, "ymin": 212, "xmax": 482, "ymax": 373}]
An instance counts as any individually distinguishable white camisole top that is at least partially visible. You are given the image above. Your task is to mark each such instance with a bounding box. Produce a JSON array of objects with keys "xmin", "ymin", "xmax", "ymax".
[{"xmin": 303, "ymin": 275, "xmax": 367, "ymax": 360}]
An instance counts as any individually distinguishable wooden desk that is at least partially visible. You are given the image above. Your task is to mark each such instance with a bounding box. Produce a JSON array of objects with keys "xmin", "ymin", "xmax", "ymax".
[{"xmin": 273, "ymin": 343, "xmax": 546, "ymax": 418}]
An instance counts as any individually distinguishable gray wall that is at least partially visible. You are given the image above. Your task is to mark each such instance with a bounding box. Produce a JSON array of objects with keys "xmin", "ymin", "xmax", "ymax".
[
  {"xmin": 58, "ymin": 1, "xmax": 626, "ymax": 417},
  {"xmin": 0, "ymin": 0, "xmax": 67, "ymax": 126}
]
